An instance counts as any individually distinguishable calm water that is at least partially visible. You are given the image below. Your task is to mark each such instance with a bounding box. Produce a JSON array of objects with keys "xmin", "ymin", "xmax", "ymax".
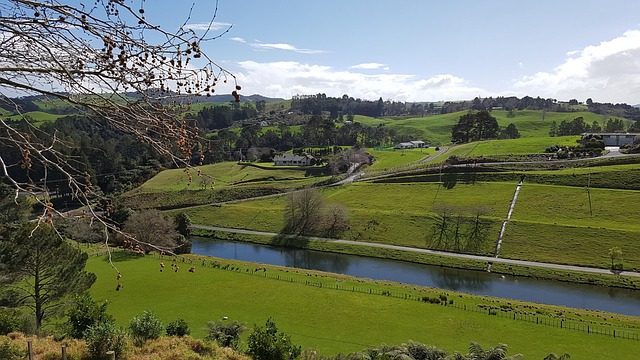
[{"xmin": 191, "ymin": 237, "xmax": 640, "ymax": 316}]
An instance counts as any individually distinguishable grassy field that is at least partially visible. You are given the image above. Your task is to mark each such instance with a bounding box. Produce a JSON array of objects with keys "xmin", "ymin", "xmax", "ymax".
[
  {"xmin": 175, "ymin": 180, "xmax": 640, "ymax": 270},
  {"xmin": 86, "ymin": 251, "xmax": 640, "ymax": 359},
  {"xmin": 430, "ymin": 136, "xmax": 580, "ymax": 160},
  {"xmin": 5, "ymin": 111, "xmax": 67, "ymax": 125},
  {"xmin": 352, "ymin": 110, "xmax": 632, "ymax": 148},
  {"xmin": 366, "ymin": 147, "xmax": 435, "ymax": 171},
  {"xmin": 134, "ymin": 162, "xmax": 329, "ymax": 193}
]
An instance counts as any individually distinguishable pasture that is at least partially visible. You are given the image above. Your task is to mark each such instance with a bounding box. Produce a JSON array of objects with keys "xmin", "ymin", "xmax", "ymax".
[
  {"xmin": 176, "ymin": 180, "xmax": 640, "ymax": 270},
  {"xmin": 86, "ymin": 251, "xmax": 640, "ymax": 359},
  {"xmin": 133, "ymin": 162, "xmax": 329, "ymax": 193}
]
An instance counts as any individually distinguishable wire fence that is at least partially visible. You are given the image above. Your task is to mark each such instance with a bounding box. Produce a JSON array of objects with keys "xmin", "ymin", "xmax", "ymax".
[{"xmin": 102, "ymin": 252, "xmax": 640, "ymax": 342}]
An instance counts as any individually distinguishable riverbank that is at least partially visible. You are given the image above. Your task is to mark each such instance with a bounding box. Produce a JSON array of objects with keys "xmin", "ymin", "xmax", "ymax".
[
  {"xmin": 87, "ymin": 249, "xmax": 640, "ymax": 359},
  {"xmin": 190, "ymin": 226, "xmax": 640, "ymax": 290}
]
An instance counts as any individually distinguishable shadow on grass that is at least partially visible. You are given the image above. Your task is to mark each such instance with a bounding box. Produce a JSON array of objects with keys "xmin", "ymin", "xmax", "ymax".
[{"xmin": 100, "ymin": 250, "xmax": 144, "ymax": 263}]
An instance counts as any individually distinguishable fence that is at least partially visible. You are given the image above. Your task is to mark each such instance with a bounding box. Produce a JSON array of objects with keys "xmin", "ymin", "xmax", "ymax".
[{"xmin": 97, "ymin": 251, "xmax": 640, "ymax": 342}]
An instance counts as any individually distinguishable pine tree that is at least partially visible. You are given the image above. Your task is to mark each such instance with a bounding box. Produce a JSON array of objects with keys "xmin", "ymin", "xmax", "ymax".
[{"xmin": 0, "ymin": 223, "xmax": 96, "ymax": 330}]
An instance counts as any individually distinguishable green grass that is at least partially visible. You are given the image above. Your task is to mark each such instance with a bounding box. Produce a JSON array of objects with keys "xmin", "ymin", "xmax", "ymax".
[
  {"xmin": 86, "ymin": 251, "xmax": 640, "ymax": 359},
  {"xmin": 355, "ymin": 110, "xmax": 632, "ymax": 148},
  {"xmin": 5, "ymin": 111, "xmax": 66, "ymax": 125},
  {"xmin": 134, "ymin": 162, "xmax": 329, "ymax": 192},
  {"xmin": 366, "ymin": 148, "xmax": 435, "ymax": 172},
  {"xmin": 500, "ymin": 221, "xmax": 640, "ymax": 270},
  {"xmin": 510, "ymin": 184, "xmax": 640, "ymax": 231},
  {"xmin": 433, "ymin": 136, "xmax": 580, "ymax": 160},
  {"xmin": 177, "ymin": 180, "xmax": 640, "ymax": 270}
]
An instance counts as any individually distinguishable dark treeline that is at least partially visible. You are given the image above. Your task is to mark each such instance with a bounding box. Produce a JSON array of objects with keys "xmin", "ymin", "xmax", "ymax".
[
  {"xmin": 290, "ymin": 93, "xmax": 435, "ymax": 118},
  {"xmin": 0, "ymin": 115, "xmax": 171, "ymax": 202},
  {"xmin": 288, "ymin": 93, "xmax": 640, "ymax": 121},
  {"xmin": 189, "ymin": 102, "xmax": 258, "ymax": 130},
  {"xmin": 204, "ymin": 115, "xmax": 416, "ymax": 163}
]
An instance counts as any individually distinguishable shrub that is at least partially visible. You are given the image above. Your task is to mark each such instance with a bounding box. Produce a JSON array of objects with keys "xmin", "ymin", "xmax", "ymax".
[
  {"xmin": 85, "ymin": 321, "xmax": 129, "ymax": 360},
  {"xmin": 66, "ymin": 294, "xmax": 114, "ymax": 339},
  {"xmin": 247, "ymin": 318, "xmax": 301, "ymax": 360},
  {"xmin": 129, "ymin": 310, "xmax": 163, "ymax": 343},
  {"xmin": 0, "ymin": 340, "xmax": 24, "ymax": 360},
  {"xmin": 205, "ymin": 319, "xmax": 246, "ymax": 348},
  {"xmin": 166, "ymin": 318, "xmax": 191, "ymax": 337},
  {"xmin": 0, "ymin": 309, "xmax": 21, "ymax": 335}
]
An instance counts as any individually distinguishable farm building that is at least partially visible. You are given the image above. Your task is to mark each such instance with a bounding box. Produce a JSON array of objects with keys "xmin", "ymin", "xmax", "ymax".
[
  {"xmin": 394, "ymin": 140, "xmax": 427, "ymax": 149},
  {"xmin": 581, "ymin": 133, "xmax": 640, "ymax": 147},
  {"xmin": 273, "ymin": 153, "xmax": 315, "ymax": 166}
]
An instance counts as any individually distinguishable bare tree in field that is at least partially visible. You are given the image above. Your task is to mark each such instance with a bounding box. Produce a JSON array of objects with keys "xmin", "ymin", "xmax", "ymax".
[
  {"xmin": 0, "ymin": 1, "xmax": 239, "ymax": 251},
  {"xmin": 123, "ymin": 210, "xmax": 180, "ymax": 254},
  {"xmin": 283, "ymin": 188, "xmax": 325, "ymax": 236},
  {"xmin": 322, "ymin": 203, "xmax": 350, "ymax": 238}
]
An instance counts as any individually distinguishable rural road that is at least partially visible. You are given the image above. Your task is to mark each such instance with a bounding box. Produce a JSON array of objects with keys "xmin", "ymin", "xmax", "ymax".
[{"xmin": 191, "ymin": 224, "xmax": 640, "ymax": 278}]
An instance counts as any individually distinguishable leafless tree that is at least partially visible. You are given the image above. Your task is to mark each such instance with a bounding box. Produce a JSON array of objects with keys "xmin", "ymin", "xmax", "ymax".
[
  {"xmin": 122, "ymin": 209, "xmax": 180, "ymax": 254},
  {"xmin": 283, "ymin": 188, "xmax": 325, "ymax": 236},
  {"xmin": 321, "ymin": 203, "xmax": 349, "ymax": 238},
  {"xmin": 328, "ymin": 147, "xmax": 371, "ymax": 174},
  {"xmin": 0, "ymin": 1, "xmax": 239, "ymax": 252}
]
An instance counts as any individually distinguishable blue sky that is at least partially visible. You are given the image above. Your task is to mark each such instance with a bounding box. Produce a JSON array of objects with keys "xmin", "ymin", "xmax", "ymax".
[{"xmin": 151, "ymin": 1, "xmax": 640, "ymax": 103}]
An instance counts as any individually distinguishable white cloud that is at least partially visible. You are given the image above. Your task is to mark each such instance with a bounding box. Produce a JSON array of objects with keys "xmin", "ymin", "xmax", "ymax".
[
  {"xmin": 229, "ymin": 37, "xmax": 246, "ymax": 43},
  {"xmin": 233, "ymin": 61, "xmax": 483, "ymax": 101},
  {"xmin": 250, "ymin": 42, "xmax": 326, "ymax": 54},
  {"xmin": 513, "ymin": 30, "xmax": 640, "ymax": 103},
  {"xmin": 351, "ymin": 63, "xmax": 388, "ymax": 70},
  {"xmin": 184, "ymin": 22, "xmax": 232, "ymax": 31}
]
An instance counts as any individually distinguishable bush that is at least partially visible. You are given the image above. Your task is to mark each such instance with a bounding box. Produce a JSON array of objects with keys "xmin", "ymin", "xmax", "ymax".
[
  {"xmin": 166, "ymin": 318, "xmax": 191, "ymax": 337},
  {"xmin": 205, "ymin": 320, "xmax": 246, "ymax": 348},
  {"xmin": 0, "ymin": 340, "xmax": 24, "ymax": 360},
  {"xmin": 247, "ymin": 318, "xmax": 301, "ymax": 360},
  {"xmin": 0, "ymin": 308, "xmax": 21, "ymax": 335},
  {"xmin": 66, "ymin": 294, "xmax": 114, "ymax": 339},
  {"xmin": 85, "ymin": 321, "xmax": 129, "ymax": 360},
  {"xmin": 129, "ymin": 309, "xmax": 163, "ymax": 343}
]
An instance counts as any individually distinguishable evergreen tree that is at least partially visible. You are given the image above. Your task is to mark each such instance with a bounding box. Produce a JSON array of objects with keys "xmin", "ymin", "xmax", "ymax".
[
  {"xmin": 451, "ymin": 111, "xmax": 499, "ymax": 143},
  {"xmin": 0, "ymin": 223, "xmax": 96, "ymax": 330}
]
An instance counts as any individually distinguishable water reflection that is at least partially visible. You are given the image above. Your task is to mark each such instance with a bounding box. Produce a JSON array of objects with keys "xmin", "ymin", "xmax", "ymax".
[
  {"xmin": 282, "ymin": 249, "xmax": 351, "ymax": 274},
  {"xmin": 190, "ymin": 237, "xmax": 640, "ymax": 316},
  {"xmin": 432, "ymin": 268, "xmax": 488, "ymax": 291}
]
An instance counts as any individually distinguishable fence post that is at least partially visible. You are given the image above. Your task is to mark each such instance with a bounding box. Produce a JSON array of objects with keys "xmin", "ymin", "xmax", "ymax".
[
  {"xmin": 28, "ymin": 340, "xmax": 33, "ymax": 360},
  {"xmin": 106, "ymin": 350, "xmax": 116, "ymax": 360},
  {"xmin": 62, "ymin": 345, "xmax": 67, "ymax": 360},
  {"xmin": 588, "ymin": 325, "xmax": 590, "ymax": 334}
]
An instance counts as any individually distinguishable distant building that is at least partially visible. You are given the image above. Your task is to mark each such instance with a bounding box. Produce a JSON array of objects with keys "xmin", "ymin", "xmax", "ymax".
[
  {"xmin": 582, "ymin": 133, "xmax": 640, "ymax": 147},
  {"xmin": 394, "ymin": 140, "xmax": 428, "ymax": 149},
  {"xmin": 273, "ymin": 153, "xmax": 315, "ymax": 166}
]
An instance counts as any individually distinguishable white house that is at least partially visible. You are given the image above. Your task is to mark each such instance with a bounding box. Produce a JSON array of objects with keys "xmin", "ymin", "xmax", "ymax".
[
  {"xmin": 273, "ymin": 153, "xmax": 315, "ymax": 166},
  {"xmin": 394, "ymin": 142, "xmax": 414, "ymax": 149},
  {"xmin": 394, "ymin": 140, "xmax": 428, "ymax": 149},
  {"xmin": 409, "ymin": 140, "xmax": 427, "ymax": 148}
]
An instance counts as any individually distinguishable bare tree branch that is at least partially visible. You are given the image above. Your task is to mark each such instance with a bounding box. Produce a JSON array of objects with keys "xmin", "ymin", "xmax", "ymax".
[{"xmin": 1, "ymin": 0, "xmax": 240, "ymax": 262}]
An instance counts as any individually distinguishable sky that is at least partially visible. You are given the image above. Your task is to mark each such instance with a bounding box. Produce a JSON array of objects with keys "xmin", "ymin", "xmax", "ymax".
[{"xmin": 99, "ymin": 1, "xmax": 640, "ymax": 104}]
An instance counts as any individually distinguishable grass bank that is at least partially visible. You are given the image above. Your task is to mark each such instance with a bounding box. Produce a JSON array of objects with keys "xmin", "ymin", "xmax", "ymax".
[
  {"xmin": 86, "ymin": 249, "xmax": 640, "ymax": 359},
  {"xmin": 190, "ymin": 228, "xmax": 640, "ymax": 290}
]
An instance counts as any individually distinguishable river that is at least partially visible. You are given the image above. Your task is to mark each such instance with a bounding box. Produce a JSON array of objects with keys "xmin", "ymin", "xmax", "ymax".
[{"xmin": 191, "ymin": 237, "xmax": 640, "ymax": 316}]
